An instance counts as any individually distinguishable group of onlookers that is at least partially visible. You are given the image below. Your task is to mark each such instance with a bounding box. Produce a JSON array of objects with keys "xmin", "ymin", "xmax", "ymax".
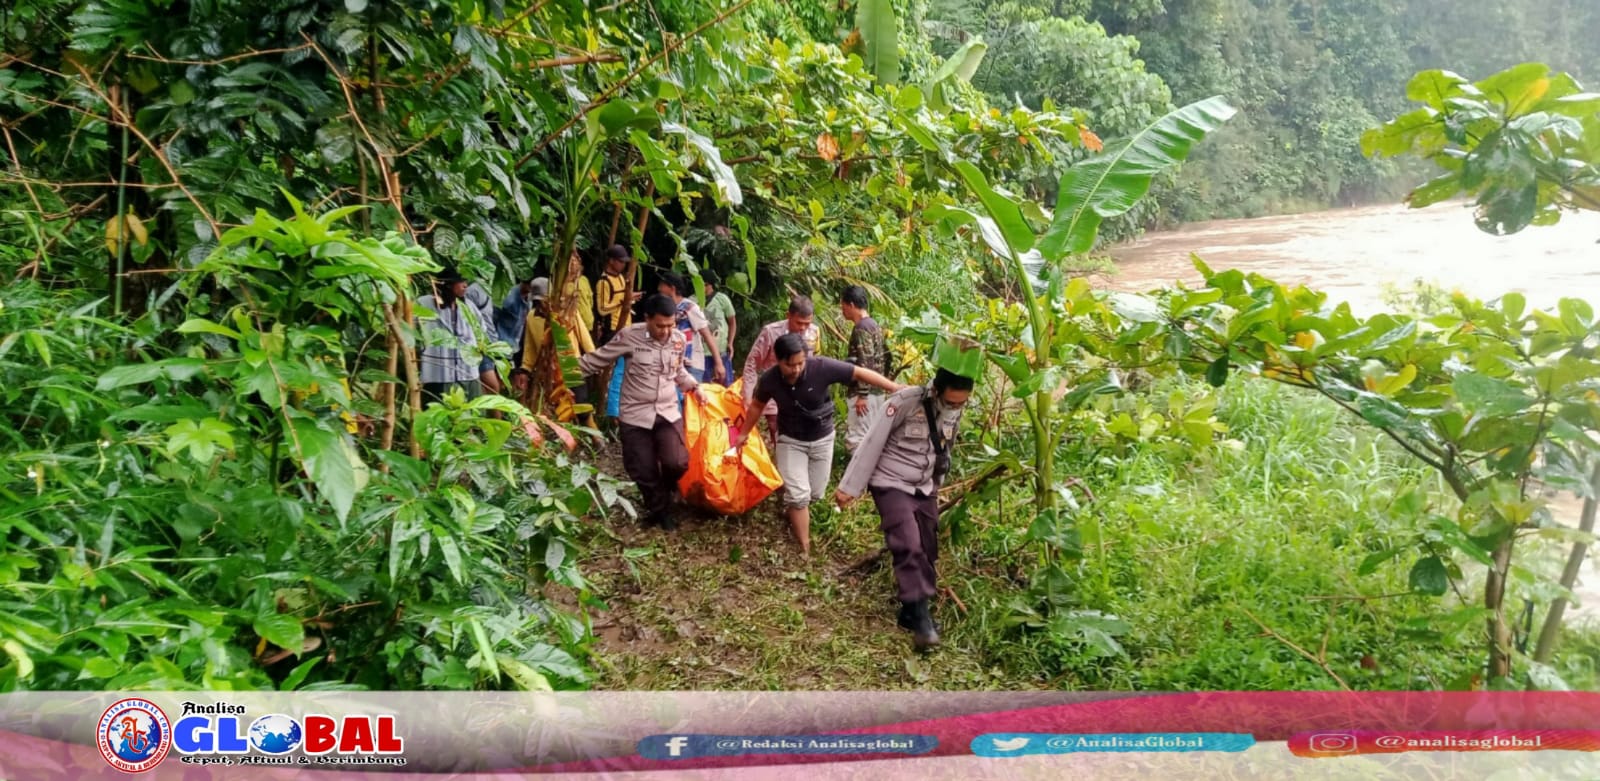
[{"xmin": 414, "ymin": 246, "xmax": 974, "ymax": 651}]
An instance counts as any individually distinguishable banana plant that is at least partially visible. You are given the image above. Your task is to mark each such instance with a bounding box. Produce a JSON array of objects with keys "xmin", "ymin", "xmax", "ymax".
[{"xmin": 926, "ymin": 96, "xmax": 1237, "ymax": 512}]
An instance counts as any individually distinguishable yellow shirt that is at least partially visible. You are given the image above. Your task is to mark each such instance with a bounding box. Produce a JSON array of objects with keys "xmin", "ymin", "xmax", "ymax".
[
  {"xmin": 522, "ymin": 308, "xmax": 596, "ymax": 378},
  {"xmin": 570, "ymin": 276, "xmax": 595, "ymax": 332},
  {"xmin": 596, "ymin": 272, "xmax": 630, "ymax": 331}
]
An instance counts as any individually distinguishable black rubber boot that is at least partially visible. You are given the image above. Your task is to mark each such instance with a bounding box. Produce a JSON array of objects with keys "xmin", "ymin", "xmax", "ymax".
[
  {"xmin": 897, "ymin": 601, "xmax": 916, "ymax": 631},
  {"xmin": 910, "ymin": 600, "xmax": 940, "ymax": 651}
]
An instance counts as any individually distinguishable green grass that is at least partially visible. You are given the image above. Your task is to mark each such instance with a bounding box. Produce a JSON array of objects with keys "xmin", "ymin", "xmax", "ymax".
[{"xmin": 578, "ymin": 377, "xmax": 1600, "ymax": 690}]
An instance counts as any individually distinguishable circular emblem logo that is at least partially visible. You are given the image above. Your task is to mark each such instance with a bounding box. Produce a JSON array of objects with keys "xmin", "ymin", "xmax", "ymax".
[
  {"xmin": 98, "ymin": 698, "xmax": 171, "ymax": 773},
  {"xmin": 249, "ymin": 714, "xmax": 304, "ymax": 754}
]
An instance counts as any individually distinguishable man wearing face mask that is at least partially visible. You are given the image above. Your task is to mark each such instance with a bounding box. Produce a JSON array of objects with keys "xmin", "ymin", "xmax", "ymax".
[{"xmin": 835, "ymin": 367, "xmax": 975, "ymax": 651}]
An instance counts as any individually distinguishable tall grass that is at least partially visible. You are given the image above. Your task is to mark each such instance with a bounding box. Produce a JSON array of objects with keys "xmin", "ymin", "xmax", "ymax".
[{"xmin": 956, "ymin": 378, "xmax": 1523, "ymax": 690}]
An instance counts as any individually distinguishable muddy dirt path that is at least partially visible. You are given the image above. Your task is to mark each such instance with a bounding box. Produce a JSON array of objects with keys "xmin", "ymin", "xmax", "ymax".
[{"xmin": 1107, "ymin": 203, "xmax": 1600, "ymax": 625}]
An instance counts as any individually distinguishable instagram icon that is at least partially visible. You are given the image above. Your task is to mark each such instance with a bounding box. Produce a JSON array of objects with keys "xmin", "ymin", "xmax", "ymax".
[{"xmin": 1306, "ymin": 733, "xmax": 1358, "ymax": 754}]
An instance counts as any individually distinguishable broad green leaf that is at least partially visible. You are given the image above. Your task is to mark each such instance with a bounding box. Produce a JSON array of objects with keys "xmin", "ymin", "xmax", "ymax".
[
  {"xmin": 953, "ymin": 161, "xmax": 1034, "ymax": 254},
  {"xmin": 497, "ymin": 655, "xmax": 553, "ymax": 691},
  {"xmin": 1453, "ymin": 373, "xmax": 1533, "ymax": 416},
  {"xmin": 1039, "ymin": 97, "xmax": 1236, "ymax": 259},
  {"xmin": 988, "ymin": 353, "xmax": 1033, "ymax": 384},
  {"xmin": 1205, "ymin": 356, "xmax": 1229, "ymax": 388},
  {"xmin": 519, "ymin": 642, "xmax": 589, "ymax": 682},
  {"xmin": 1406, "ymin": 70, "xmax": 1470, "ymax": 109},
  {"xmin": 280, "ymin": 657, "xmax": 320, "ymax": 691},
  {"xmin": 1559, "ymin": 298, "xmax": 1593, "ymax": 335},
  {"xmin": 894, "ymin": 84, "xmax": 922, "ymax": 112},
  {"xmin": 163, "ymin": 418, "xmax": 234, "ymax": 464},
  {"xmin": 662, "ymin": 122, "xmax": 742, "ymax": 207},
  {"xmin": 1500, "ymin": 292, "xmax": 1527, "ymax": 322},
  {"xmin": 253, "ymin": 613, "xmax": 305, "ymax": 653},
  {"xmin": 1361, "ymin": 108, "xmax": 1443, "ymax": 158},
  {"xmin": 923, "ymin": 38, "xmax": 986, "ymax": 110},
  {"xmin": 1475, "ymin": 63, "xmax": 1551, "ymax": 115},
  {"xmin": 24, "ymin": 331, "xmax": 51, "ymax": 367},
  {"xmin": 96, "ymin": 358, "xmax": 208, "ymax": 390},
  {"xmin": 2, "ymin": 640, "xmax": 33, "ymax": 679},
  {"xmin": 435, "ymin": 530, "xmax": 463, "ymax": 584},
  {"xmin": 1548, "ymin": 92, "xmax": 1600, "ymax": 117},
  {"xmin": 80, "ymin": 657, "xmax": 119, "ymax": 679},
  {"xmin": 177, "ymin": 318, "xmax": 241, "ymax": 339},
  {"xmin": 290, "ymin": 418, "xmax": 370, "ymax": 525},
  {"xmin": 1109, "ymin": 292, "xmax": 1162, "ymax": 323},
  {"xmin": 1357, "ymin": 393, "xmax": 1410, "ymax": 429},
  {"xmin": 897, "ymin": 115, "xmax": 942, "ymax": 151},
  {"xmin": 1408, "ymin": 556, "xmax": 1449, "ymax": 596},
  {"xmin": 1406, "ymin": 173, "xmax": 1461, "ymax": 208},
  {"xmin": 1358, "ymin": 547, "xmax": 1403, "ymax": 576},
  {"xmin": 933, "ymin": 336, "xmax": 983, "ymax": 380},
  {"xmin": 856, "ymin": 0, "xmax": 899, "ymax": 85},
  {"xmin": 467, "ymin": 618, "xmax": 499, "ymax": 682}
]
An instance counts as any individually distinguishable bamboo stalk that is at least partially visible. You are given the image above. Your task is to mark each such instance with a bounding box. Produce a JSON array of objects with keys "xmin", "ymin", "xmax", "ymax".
[{"xmin": 1533, "ymin": 462, "xmax": 1600, "ymax": 664}]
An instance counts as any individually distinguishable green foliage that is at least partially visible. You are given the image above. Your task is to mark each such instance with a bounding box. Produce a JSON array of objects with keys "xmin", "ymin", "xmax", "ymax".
[
  {"xmin": 0, "ymin": 204, "xmax": 623, "ymax": 692},
  {"xmin": 1040, "ymin": 96, "xmax": 1238, "ymax": 256},
  {"xmin": 1364, "ymin": 63, "xmax": 1600, "ymax": 235},
  {"xmin": 857, "ymin": 0, "xmax": 902, "ymax": 84},
  {"xmin": 1052, "ymin": 0, "xmax": 1600, "ymax": 223},
  {"xmin": 978, "ymin": 378, "xmax": 1484, "ymax": 689}
]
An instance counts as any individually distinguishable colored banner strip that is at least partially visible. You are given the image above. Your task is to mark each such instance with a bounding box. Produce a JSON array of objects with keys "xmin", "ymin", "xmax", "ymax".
[
  {"xmin": 1288, "ymin": 730, "xmax": 1600, "ymax": 757},
  {"xmin": 636, "ymin": 734, "xmax": 937, "ymax": 760},
  {"xmin": 971, "ymin": 733, "xmax": 1255, "ymax": 757}
]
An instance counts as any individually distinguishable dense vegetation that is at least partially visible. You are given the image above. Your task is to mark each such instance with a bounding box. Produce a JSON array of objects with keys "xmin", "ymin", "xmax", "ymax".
[
  {"xmin": 4, "ymin": 0, "xmax": 1600, "ymax": 694},
  {"xmin": 926, "ymin": 0, "xmax": 1600, "ymax": 222}
]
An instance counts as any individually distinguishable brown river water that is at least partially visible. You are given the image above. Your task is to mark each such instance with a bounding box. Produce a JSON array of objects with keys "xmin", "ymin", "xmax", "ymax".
[
  {"xmin": 1103, "ymin": 202, "xmax": 1600, "ymax": 315},
  {"xmin": 1106, "ymin": 202, "xmax": 1600, "ymax": 626}
]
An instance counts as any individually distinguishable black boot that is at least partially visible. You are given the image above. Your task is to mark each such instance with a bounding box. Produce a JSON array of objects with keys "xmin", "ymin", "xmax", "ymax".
[
  {"xmin": 897, "ymin": 601, "xmax": 916, "ymax": 631},
  {"xmin": 911, "ymin": 600, "xmax": 940, "ymax": 651}
]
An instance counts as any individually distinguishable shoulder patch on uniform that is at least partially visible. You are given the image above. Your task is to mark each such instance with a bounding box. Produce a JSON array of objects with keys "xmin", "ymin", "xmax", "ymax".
[{"xmin": 885, "ymin": 405, "xmax": 896, "ymax": 417}]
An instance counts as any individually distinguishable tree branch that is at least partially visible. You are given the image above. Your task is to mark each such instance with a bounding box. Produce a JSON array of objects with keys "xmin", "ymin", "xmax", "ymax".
[
  {"xmin": 1240, "ymin": 607, "xmax": 1352, "ymax": 691},
  {"xmin": 515, "ymin": 0, "xmax": 756, "ymax": 171},
  {"xmin": 125, "ymin": 45, "xmax": 312, "ymax": 67},
  {"xmin": 301, "ymin": 32, "xmax": 410, "ymax": 237}
]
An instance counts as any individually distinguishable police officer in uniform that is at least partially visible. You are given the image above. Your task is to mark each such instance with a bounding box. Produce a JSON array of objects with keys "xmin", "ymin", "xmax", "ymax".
[
  {"xmin": 579, "ymin": 294, "xmax": 709, "ymax": 530},
  {"xmin": 835, "ymin": 368, "xmax": 974, "ymax": 651}
]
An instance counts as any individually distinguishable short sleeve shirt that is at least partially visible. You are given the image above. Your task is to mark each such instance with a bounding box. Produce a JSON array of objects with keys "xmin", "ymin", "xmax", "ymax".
[
  {"xmin": 674, "ymin": 300, "xmax": 710, "ymax": 362},
  {"xmin": 753, "ymin": 356, "xmax": 856, "ymax": 442},
  {"xmin": 703, "ymin": 292, "xmax": 735, "ymax": 353}
]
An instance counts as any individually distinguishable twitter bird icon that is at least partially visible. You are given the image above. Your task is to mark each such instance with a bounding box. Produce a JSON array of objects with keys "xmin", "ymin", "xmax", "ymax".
[{"xmin": 992, "ymin": 737, "xmax": 1031, "ymax": 751}]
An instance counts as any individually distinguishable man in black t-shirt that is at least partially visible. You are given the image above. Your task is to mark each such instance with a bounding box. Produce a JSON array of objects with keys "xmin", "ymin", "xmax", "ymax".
[{"xmin": 733, "ymin": 333, "xmax": 901, "ymax": 555}]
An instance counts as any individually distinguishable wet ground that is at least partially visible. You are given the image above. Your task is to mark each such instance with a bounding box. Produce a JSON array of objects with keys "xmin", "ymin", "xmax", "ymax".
[{"xmin": 1109, "ymin": 202, "xmax": 1600, "ymax": 624}]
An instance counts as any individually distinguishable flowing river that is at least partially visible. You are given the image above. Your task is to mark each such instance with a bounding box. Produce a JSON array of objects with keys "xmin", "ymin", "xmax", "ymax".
[
  {"xmin": 1104, "ymin": 202, "xmax": 1600, "ymax": 315},
  {"xmin": 1106, "ymin": 202, "xmax": 1600, "ymax": 625}
]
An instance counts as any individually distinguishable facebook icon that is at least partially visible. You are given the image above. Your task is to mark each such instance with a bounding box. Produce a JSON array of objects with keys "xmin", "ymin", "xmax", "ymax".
[{"xmin": 638, "ymin": 735, "xmax": 704, "ymax": 760}]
